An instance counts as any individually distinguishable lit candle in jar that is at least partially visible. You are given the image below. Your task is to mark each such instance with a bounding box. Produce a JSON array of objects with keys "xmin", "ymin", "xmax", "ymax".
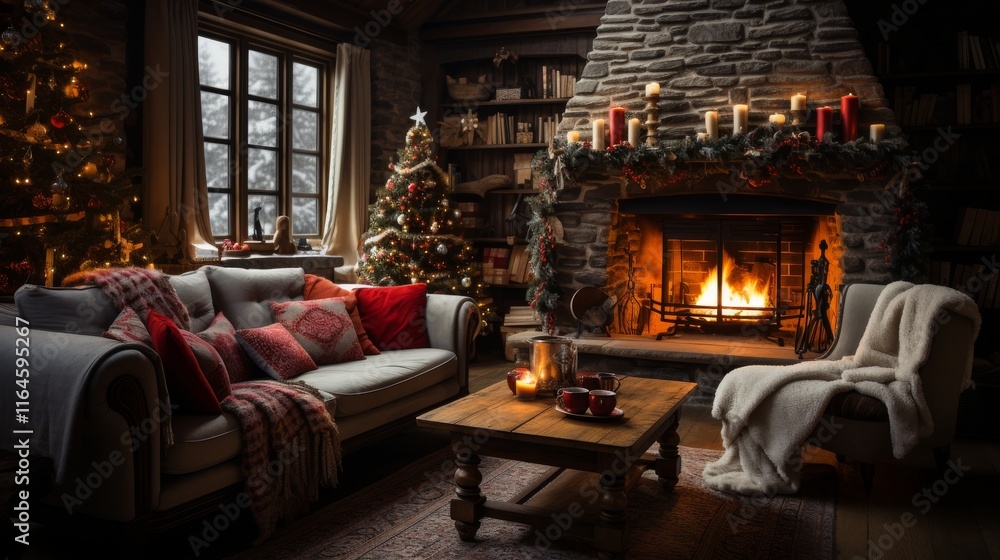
[
  {"xmin": 870, "ymin": 123, "xmax": 885, "ymax": 142},
  {"xmin": 627, "ymin": 117, "xmax": 641, "ymax": 147},
  {"xmin": 515, "ymin": 373, "xmax": 537, "ymax": 400},
  {"xmin": 645, "ymin": 82, "xmax": 660, "ymax": 96},
  {"xmin": 592, "ymin": 119, "xmax": 606, "ymax": 151},
  {"xmin": 705, "ymin": 111, "xmax": 719, "ymax": 141},
  {"xmin": 791, "ymin": 92, "xmax": 807, "ymax": 111}
]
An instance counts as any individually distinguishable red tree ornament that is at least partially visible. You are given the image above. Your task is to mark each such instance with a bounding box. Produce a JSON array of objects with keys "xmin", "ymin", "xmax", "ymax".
[{"xmin": 50, "ymin": 110, "xmax": 71, "ymax": 129}]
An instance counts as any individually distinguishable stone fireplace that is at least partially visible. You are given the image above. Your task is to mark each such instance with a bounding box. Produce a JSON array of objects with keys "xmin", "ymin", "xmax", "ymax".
[{"xmin": 544, "ymin": 0, "xmax": 899, "ymax": 343}]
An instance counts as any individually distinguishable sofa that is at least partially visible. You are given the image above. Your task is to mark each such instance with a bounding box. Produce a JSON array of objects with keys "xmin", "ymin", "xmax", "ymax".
[{"xmin": 0, "ymin": 265, "xmax": 481, "ymax": 535}]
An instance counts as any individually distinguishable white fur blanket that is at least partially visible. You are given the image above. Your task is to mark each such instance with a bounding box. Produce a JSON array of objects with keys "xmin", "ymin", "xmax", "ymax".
[{"xmin": 702, "ymin": 281, "xmax": 981, "ymax": 496}]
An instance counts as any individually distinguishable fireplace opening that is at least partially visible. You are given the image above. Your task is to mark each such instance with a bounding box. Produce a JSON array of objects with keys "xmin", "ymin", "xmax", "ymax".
[{"xmin": 649, "ymin": 217, "xmax": 811, "ymax": 346}]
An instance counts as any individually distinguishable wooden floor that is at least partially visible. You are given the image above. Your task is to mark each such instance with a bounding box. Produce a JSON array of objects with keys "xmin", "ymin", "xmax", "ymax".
[{"xmin": 470, "ymin": 351, "xmax": 1000, "ymax": 560}]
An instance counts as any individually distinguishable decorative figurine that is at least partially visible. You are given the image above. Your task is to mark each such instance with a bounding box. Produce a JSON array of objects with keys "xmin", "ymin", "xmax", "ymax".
[
  {"xmin": 272, "ymin": 215, "xmax": 297, "ymax": 255},
  {"xmin": 252, "ymin": 206, "xmax": 264, "ymax": 242}
]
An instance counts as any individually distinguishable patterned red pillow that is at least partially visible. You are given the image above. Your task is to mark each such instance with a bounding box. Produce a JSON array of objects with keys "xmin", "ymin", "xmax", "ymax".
[
  {"xmin": 303, "ymin": 274, "xmax": 380, "ymax": 355},
  {"xmin": 269, "ymin": 298, "xmax": 365, "ymax": 365},
  {"xmin": 236, "ymin": 323, "xmax": 317, "ymax": 380},
  {"xmin": 146, "ymin": 311, "xmax": 222, "ymax": 415},
  {"xmin": 197, "ymin": 313, "xmax": 256, "ymax": 383},
  {"xmin": 181, "ymin": 331, "xmax": 232, "ymax": 402},
  {"xmin": 103, "ymin": 307, "xmax": 153, "ymax": 348}
]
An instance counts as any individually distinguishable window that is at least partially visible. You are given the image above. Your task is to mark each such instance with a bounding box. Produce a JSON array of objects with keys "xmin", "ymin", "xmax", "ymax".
[{"xmin": 198, "ymin": 30, "xmax": 327, "ymax": 242}]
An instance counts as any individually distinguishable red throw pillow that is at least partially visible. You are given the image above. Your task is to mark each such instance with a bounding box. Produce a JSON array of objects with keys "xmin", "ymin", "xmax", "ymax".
[
  {"xmin": 236, "ymin": 323, "xmax": 318, "ymax": 380},
  {"xmin": 103, "ymin": 307, "xmax": 153, "ymax": 348},
  {"xmin": 353, "ymin": 283, "xmax": 429, "ymax": 351},
  {"xmin": 196, "ymin": 313, "xmax": 256, "ymax": 383},
  {"xmin": 270, "ymin": 299, "xmax": 365, "ymax": 365},
  {"xmin": 181, "ymin": 331, "xmax": 233, "ymax": 402},
  {"xmin": 146, "ymin": 311, "xmax": 223, "ymax": 415},
  {"xmin": 303, "ymin": 274, "xmax": 380, "ymax": 355}
]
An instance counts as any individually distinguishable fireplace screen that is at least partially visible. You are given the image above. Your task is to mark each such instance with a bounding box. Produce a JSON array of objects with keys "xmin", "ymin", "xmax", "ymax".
[{"xmin": 649, "ymin": 218, "xmax": 809, "ymax": 345}]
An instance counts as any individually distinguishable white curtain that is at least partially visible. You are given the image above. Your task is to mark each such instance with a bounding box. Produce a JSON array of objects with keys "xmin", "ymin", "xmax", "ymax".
[
  {"xmin": 143, "ymin": 0, "xmax": 215, "ymax": 262},
  {"xmin": 321, "ymin": 43, "xmax": 371, "ymax": 266}
]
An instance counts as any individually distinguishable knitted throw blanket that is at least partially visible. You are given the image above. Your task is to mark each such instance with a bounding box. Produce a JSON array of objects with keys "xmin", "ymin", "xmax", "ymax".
[
  {"xmin": 222, "ymin": 380, "xmax": 342, "ymax": 544},
  {"xmin": 63, "ymin": 267, "xmax": 191, "ymax": 330}
]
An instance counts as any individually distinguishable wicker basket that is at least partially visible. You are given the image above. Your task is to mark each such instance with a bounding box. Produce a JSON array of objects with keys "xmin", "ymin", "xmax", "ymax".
[{"xmin": 446, "ymin": 75, "xmax": 492, "ymax": 101}]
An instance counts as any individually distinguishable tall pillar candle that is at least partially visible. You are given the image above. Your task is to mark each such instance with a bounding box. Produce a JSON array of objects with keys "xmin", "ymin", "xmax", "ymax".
[
  {"xmin": 815, "ymin": 106, "xmax": 833, "ymax": 141},
  {"xmin": 627, "ymin": 117, "xmax": 641, "ymax": 147},
  {"xmin": 791, "ymin": 92, "xmax": 806, "ymax": 111},
  {"xmin": 733, "ymin": 104, "xmax": 748, "ymax": 135},
  {"xmin": 840, "ymin": 93, "xmax": 859, "ymax": 142},
  {"xmin": 705, "ymin": 111, "xmax": 719, "ymax": 141},
  {"xmin": 592, "ymin": 119, "xmax": 606, "ymax": 151},
  {"xmin": 609, "ymin": 106, "xmax": 626, "ymax": 146}
]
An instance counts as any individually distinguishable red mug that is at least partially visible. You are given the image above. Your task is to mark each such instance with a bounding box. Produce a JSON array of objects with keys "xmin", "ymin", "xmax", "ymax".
[
  {"xmin": 588, "ymin": 390, "xmax": 617, "ymax": 416},
  {"xmin": 557, "ymin": 387, "xmax": 590, "ymax": 414},
  {"xmin": 597, "ymin": 372, "xmax": 621, "ymax": 392},
  {"xmin": 576, "ymin": 372, "xmax": 600, "ymax": 391}
]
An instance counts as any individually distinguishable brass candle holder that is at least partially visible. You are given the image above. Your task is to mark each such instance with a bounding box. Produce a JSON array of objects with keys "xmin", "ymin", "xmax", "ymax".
[{"xmin": 644, "ymin": 94, "xmax": 660, "ymax": 147}]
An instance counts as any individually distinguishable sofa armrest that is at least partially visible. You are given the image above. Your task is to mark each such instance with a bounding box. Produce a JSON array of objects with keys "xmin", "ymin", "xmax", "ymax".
[
  {"xmin": 425, "ymin": 294, "xmax": 481, "ymax": 388},
  {"xmin": 0, "ymin": 327, "xmax": 165, "ymax": 522}
]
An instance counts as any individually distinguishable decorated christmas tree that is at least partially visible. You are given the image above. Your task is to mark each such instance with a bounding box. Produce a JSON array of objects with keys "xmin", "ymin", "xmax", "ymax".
[
  {"xmin": 0, "ymin": 0, "xmax": 144, "ymax": 294},
  {"xmin": 355, "ymin": 108, "xmax": 493, "ymax": 332}
]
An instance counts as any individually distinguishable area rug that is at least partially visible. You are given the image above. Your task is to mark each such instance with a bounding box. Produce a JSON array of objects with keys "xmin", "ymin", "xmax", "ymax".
[{"xmin": 228, "ymin": 445, "xmax": 835, "ymax": 559}]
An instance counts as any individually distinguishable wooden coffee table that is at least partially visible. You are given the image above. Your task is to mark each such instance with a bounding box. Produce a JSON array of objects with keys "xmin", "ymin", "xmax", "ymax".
[{"xmin": 416, "ymin": 376, "xmax": 696, "ymax": 559}]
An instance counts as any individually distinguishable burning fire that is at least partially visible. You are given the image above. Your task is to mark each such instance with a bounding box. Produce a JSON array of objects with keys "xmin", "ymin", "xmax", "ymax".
[{"xmin": 692, "ymin": 252, "xmax": 771, "ymax": 317}]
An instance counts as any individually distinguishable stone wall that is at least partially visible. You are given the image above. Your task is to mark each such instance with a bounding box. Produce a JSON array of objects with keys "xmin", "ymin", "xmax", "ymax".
[
  {"xmin": 369, "ymin": 32, "xmax": 424, "ymax": 197},
  {"xmin": 561, "ymin": 0, "xmax": 897, "ymax": 140}
]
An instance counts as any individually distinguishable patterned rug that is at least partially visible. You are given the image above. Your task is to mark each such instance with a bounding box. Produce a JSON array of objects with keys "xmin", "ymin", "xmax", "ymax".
[{"xmin": 228, "ymin": 445, "xmax": 836, "ymax": 559}]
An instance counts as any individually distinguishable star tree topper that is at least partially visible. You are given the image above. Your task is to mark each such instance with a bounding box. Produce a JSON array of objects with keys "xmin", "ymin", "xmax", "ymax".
[{"xmin": 410, "ymin": 107, "xmax": 428, "ymax": 127}]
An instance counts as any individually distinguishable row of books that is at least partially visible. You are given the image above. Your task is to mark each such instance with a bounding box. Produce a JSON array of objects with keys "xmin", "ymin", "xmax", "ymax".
[
  {"xmin": 503, "ymin": 305, "xmax": 540, "ymax": 327},
  {"xmin": 930, "ymin": 261, "xmax": 1000, "ymax": 309},
  {"xmin": 480, "ymin": 113, "xmax": 564, "ymax": 145},
  {"xmin": 892, "ymin": 83, "xmax": 1000, "ymax": 126},
  {"xmin": 480, "ymin": 245, "xmax": 532, "ymax": 285},
  {"xmin": 540, "ymin": 66, "xmax": 576, "ymax": 99},
  {"xmin": 955, "ymin": 207, "xmax": 1000, "ymax": 246},
  {"xmin": 957, "ymin": 31, "xmax": 1000, "ymax": 71}
]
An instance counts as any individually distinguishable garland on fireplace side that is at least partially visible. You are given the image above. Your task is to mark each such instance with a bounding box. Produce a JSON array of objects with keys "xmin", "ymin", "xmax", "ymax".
[{"xmin": 525, "ymin": 125, "xmax": 919, "ymax": 333}]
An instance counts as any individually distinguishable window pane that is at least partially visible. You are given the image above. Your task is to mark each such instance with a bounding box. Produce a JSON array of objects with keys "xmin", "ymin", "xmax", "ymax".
[
  {"xmin": 204, "ymin": 142, "xmax": 230, "ymax": 190},
  {"xmin": 248, "ymin": 50, "xmax": 278, "ymax": 99},
  {"xmin": 292, "ymin": 154, "xmax": 318, "ymax": 194},
  {"xmin": 248, "ymin": 195, "xmax": 277, "ymax": 238},
  {"xmin": 293, "ymin": 63, "xmax": 318, "ymax": 107},
  {"xmin": 198, "ymin": 36, "xmax": 230, "ymax": 89},
  {"xmin": 201, "ymin": 92, "xmax": 230, "ymax": 139},
  {"xmin": 248, "ymin": 148, "xmax": 277, "ymax": 191},
  {"xmin": 208, "ymin": 192, "xmax": 230, "ymax": 237},
  {"xmin": 292, "ymin": 109, "xmax": 317, "ymax": 151},
  {"xmin": 247, "ymin": 101, "xmax": 277, "ymax": 147},
  {"xmin": 293, "ymin": 197, "xmax": 319, "ymax": 235}
]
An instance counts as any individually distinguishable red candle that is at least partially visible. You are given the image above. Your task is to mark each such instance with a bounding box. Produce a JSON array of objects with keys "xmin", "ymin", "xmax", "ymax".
[
  {"xmin": 609, "ymin": 106, "xmax": 626, "ymax": 146},
  {"xmin": 840, "ymin": 93, "xmax": 859, "ymax": 142},
  {"xmin": 816, "ymin": 106, "xmax": 833, "ymax": 142}
]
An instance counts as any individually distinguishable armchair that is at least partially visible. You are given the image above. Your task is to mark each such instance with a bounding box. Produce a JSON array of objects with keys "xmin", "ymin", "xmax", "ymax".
[{"xmin": 810, "ymin": 283, "xmax": 979, "ymax": 492}]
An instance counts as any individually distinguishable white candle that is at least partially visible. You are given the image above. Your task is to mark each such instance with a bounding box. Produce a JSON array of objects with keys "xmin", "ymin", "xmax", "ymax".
[
  {"xmin": 870, "ymin": 123, "xmax": 885, "ymax": 142},
  {"xmin": 567, "ymin": 130, "xmax": 581, "ymax": 143},
  {"xmin": 627, "ymin": 117, "xmax": 641, "ymax": 146},
  {"xmin": 791, "ymin": 93, "xmax": 806, "ymax": 111},
  {"xmin": 733, "ymin": 104, "xmax": 749, "ymax": 134},
  {"xmin": 25, "ymin": 73, "xmax": 36, "ymax": 115},
  {"xmin": 696, "ymin": 132, "xmax": 709, "ymax": 142},
  {"xmin": 645, "ymin": 82, "xmax": 660, "ymax": 96},
  {"xmin": 769, "ymin": 113, "xmax": 786, "ymax": 127},
  {"xmin": 515, "ymin": 375, "xmax": 537, "ymax": 399},
  {"xmin": 705, "ymin": 111, "xmax": 719, "ymax": 141},
  {"xmin": 592, "ymin": 119, "xmax": 606, "ymax": 151}
]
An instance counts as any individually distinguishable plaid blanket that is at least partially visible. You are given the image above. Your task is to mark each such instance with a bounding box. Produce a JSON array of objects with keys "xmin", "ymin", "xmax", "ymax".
[
  {"xmin": 63, "ymin": 266, "xmax": 191, "ymax": 330},
  {"xmin": 222, "ymin": 380, "xmax": 341, "ymax": 544}
]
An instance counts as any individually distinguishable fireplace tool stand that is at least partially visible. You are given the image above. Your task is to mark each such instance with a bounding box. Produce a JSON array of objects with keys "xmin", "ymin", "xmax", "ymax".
[{"xmin": 795, "ymin": 240, "xmax": 833, "ymax": 358}]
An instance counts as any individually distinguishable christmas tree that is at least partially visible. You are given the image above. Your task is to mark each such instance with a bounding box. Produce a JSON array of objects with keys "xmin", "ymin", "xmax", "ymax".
[
  {"xmin": 0, "ymin": 0, "xmax": 144, "ymax": 294},
  {"xmin": 355, "ymin": 108, "xmax": 493, "ymax": 332}
]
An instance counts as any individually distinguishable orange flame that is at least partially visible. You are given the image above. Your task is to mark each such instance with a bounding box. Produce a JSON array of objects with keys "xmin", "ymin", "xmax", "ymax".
[{"xmin": 693, "ymin": 252, "xmax": 771, "ymax": 317}]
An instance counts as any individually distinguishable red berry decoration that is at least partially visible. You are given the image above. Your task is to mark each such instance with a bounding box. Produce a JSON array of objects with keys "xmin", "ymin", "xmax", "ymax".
[
  {"xmin": 386, "ymin": 181, "xmax": 394, "ymax": 189},
  {"xmin": 87, "ymin": 196, "xmax": 101, "ymax": 209},
  {"xmin": 101, "ymin": 154, "xmax": 115, "ymax": 168},
  {"xmin": 49, "ymin": 110, "xmax": 71, "ymax": 129},
  {"xmin": 32, "ymin": 193, "xmax": 50, "ymax": 209},
  {"xmin": 408, "ymin": 183, "xmax": 417, "ymax": 193}
]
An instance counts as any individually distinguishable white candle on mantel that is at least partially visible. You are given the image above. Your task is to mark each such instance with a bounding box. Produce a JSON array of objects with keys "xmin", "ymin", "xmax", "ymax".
[
  {"xmin": 567, "ymin": 130, "xmax": 581, "ymax": 144},
  {"xmin": 592, "ymin": 119, "xmax": 606, "ymax": 151},
  {"xmin": 733, "ymin": 104, "xmax": 749, "ymax": 135},
  {"xmin": 870, "ymin": 123, "xmax": 885, "ymax": 142},
  {"xmin": 791, "ymin": 93, "xmax": 807, "ymax": 111},
  {"xmin": 705, "ymin": 111, "xmax": 719, "ymax": 141},
  {"xmin": 645, "ymin": 82, "xmax": 660, "ymax": 96},
  {"xmin": 769, "ymin": 113, "xmax": 786, "ymax": 127},
  {"xmin": 627, "ymin": 118, "xmax": 641, "ymax": 147}
]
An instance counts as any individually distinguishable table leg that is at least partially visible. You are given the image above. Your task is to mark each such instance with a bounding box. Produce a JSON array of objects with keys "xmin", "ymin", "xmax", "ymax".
[
  {"xmin": 656, "ymin": 411, "xmax": 682, "ymax": 491},
  {"xmin": 595, "ymin": 471, "xmax": 628, "ymax": 560},
  {"xmin": 450, "ymin": 439, "xmax": 485, "ymax": 542}
]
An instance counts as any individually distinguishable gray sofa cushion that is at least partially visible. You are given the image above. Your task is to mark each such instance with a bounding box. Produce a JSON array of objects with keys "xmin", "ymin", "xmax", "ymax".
[
  {"xmin": 297, "ymin": 348, "xmax": 457, "ymax": 417},
  {"xmin": 202, "ymin": 266, "xmax": 304, "ymax": 330},
  {"xmin": 14, "ymin": 284, "xmax": 118, "ymax": 335},
  {"xmin": 168, "ymin": 269, "xmax": 215, "ymax": 333}
]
